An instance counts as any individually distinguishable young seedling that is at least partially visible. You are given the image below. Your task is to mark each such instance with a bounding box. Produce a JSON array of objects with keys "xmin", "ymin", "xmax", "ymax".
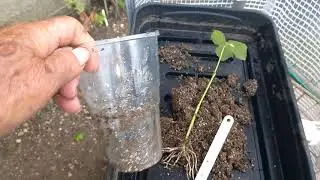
[
  {"xmin": 73, "ymin": 131, "xmax": 86, "ymax": 142},
  {"xmin": 162, "ymin": 30, "xmax": 247, "ymax": 178},
  {"xmin": 94, "ymin": 9, "xmax": 108, "ymax": 27}
]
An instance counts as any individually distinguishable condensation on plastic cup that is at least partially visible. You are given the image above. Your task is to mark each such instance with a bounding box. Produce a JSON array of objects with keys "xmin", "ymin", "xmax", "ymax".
[{"xmin": 79, "ymin": 31, "xmax": 162, "ymax": 172}]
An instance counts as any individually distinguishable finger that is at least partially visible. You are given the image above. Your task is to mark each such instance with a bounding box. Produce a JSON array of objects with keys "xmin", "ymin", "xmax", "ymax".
[
  {"xmin": 80, "ymin": 42, "xmax": 100, "ymax": 73},
  {"xmin": 43, "ymin": 47, "xmax": 89, "ymax": 94},
  {"xmin": 59, "ymin": 76, "xmax": 80, "ymax": 99},
  {"xmin": 55, "ymin": 95, "xmax": 81, "ymax": 113},
  {"xmin": 22, "ymin": 16, "xmax": 99, "ymax": 72},
  {"xmin": 47, "ymin": 16, "xmax": 99, "ymax": 72}
]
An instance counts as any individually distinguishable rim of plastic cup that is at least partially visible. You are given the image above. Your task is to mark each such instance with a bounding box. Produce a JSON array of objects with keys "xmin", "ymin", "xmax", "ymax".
[{"xmin": 95, "ymin": 31, "xmax": 160, "ymax": 46}]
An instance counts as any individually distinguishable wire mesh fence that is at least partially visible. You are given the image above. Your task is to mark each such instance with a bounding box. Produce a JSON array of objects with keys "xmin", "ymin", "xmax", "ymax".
[
  {"xmin": 125, "ymin": 0, "xmax": 320, "ymax": 123},
  {"xmin": 293, "ymin": 80, "xmax": 320, "ymax": 123}
]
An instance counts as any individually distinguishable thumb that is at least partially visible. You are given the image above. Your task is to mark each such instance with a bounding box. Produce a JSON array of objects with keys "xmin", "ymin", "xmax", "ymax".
[
  {"xmin": 72, "ymin": 47, "xmax": 90, "ymax": 67},
  {"xmin": 44, "ymin": 47, "xmax": 89, "ymax": 89}
]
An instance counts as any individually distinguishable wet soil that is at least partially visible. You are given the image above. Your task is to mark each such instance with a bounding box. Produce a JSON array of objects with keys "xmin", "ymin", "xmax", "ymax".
[
  {"xmin": 159, "ymin": 43, "xmax": 209, "ymax": 73},
  {"xmin": 161, "ymin": 74, "xmax": 257, "ymax": 179},
  {"xmin": 159, "ymin": 44, "xmax": 198, "ymax": 71},
  {"xmin": 243, "ymin": 79, "xmax": 258, "ymax": 97}
]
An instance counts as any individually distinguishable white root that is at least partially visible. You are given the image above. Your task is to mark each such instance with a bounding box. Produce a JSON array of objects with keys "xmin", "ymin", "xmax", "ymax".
[{"xmin": 162, "ymin": 144, "xmax": 198, "ymax": 179}]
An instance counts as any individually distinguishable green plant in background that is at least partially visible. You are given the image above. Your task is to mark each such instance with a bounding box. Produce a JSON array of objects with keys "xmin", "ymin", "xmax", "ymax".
[
  {"xmin": 73, "ymin": 131, "xmax": 86, "ymax": 142},
  {"xmin": 102, "ymin": 0, "xmax": 125, "ymax": 20},
  {"xmin": 163, "ymin": 30, "xmax": 247, "ymax": 178},
  {"xmin": 117, "ymin": 0, "xmax": 126, "ymax": 9},
  {"xmin": 94, "ymin": 9, "xmax": 107, "ymax": 26},
  {"xmin": 65, "ymin": 0, "xmax": 85, "ymax": 14}
]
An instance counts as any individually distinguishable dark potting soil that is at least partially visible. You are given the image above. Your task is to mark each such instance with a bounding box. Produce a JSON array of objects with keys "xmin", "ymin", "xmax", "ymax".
[
  {"xmin": 161, "ymin": 74, "xmax": 257, "ymax": 180},
  {"xmin": 159, "ymin": 43, "xmax": 200, "ymax": 71},
  {"xmin": 243, "ymin": 79, "xmax": 258, "ymax": 97}
]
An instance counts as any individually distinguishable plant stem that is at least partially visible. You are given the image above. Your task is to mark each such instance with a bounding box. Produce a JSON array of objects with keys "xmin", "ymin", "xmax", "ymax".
[
  {"xmin": 184, "ymin": 46, "xmax": 226, "ymax": 142},
  {"xmin": 103, "ymin": 0, "xmax": 108, "ymax": 15}
]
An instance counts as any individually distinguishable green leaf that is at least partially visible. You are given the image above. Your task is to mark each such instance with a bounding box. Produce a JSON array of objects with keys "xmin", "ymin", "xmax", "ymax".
[
  {"xmin": 94, "ymin": 11, "xmax": 106, "ymax": 26},
  {"xmin": 211, "ymin": 30, "xmax": 226, "ymax": 46},
  {"xmin": 73, "ymin": 132, "xmax": 86, "ymax": 142},
  {"xmin": 117, "ymin": 0, "xmax": 125, "ymax": 9},
  {"xmin": 227, "ymin": 40, "xmax": 247, "ymax": 60},
  {"xmin": 215, "ymin": 44, "xmax": 234, "ymax": 61}
]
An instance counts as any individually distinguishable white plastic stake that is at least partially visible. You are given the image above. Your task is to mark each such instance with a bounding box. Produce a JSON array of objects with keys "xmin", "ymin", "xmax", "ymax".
[{"xmin": 195, "ymin": 115, "xmax": 234, "ymax": 180}]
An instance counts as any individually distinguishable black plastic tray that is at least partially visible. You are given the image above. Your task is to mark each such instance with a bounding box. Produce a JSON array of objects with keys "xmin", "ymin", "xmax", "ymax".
[{"xmin": 115, "ymin": 4, "xmax": 314, "ymax": 180}]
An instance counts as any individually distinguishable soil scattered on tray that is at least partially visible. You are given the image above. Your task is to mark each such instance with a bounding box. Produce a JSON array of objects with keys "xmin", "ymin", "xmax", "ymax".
[
  {"xmin": 159, "ymin": 44, "xmax": 199, "ymax": 71},
  {"xmin": 243, "ymin": 79, "xmax": 258, "ymax": 97},
  {"xmin": 161, "ymin": 73, "xmax": 257, "ymax": 179}
]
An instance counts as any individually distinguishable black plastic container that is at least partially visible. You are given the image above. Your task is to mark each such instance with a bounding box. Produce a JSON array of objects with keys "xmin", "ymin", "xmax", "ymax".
[{"xmin": 115, "ymin": 4, "xmax": 314, "ymax": 180}]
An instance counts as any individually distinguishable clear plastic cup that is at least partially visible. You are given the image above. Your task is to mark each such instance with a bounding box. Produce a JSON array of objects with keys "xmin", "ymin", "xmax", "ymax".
[{"xmin": 79, "ymin": 32, "xmax": 162, "ymax": 172}]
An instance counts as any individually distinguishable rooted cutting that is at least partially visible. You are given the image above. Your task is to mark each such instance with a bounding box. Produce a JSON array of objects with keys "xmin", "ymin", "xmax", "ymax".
[{"xmin": 161, "ymin": 74, "xmax": 257, "ymax": 180}]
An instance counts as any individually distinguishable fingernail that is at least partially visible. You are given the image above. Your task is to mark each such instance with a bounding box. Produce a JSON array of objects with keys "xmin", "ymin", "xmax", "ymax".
[{"xmin": 72, "ymin": 47, "xmax": 89, "ymax": 66}]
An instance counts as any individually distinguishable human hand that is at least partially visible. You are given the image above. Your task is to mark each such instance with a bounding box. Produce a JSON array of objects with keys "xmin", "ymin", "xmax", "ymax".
[{"xmin": 0, "ymin": 16, "xmax": 99, "ymax": 135}]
